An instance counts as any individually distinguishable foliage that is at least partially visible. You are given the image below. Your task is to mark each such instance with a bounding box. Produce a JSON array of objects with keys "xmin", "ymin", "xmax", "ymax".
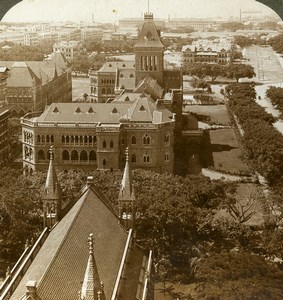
[
  {"xmin": 224, "ymin": 63, "xmax": 255, "ymax": 82},
  {"xmin": 190, "ymin": 76, "xmax": 210, "ymax": 90},
  {"xmin": 183, "ymin": 63, "xmax": 223, "ymax": 82},
  {"xmin": 194, "ymin": 252, "xmax": 283, "ymax": 300},
  {"xmin": 266, "ymin": 86, "xmax": 283, "ymax": 116},
  {"xmin": 269, "ymin": 34, "xmax": 283, "ymax": 54},
  {"xmin": 220, "ymin": 22, "xmax": 245, "ymax": 32},
  {"xmin": 226, "ymin": 83, "xmax": 283, "ymax": 185}
]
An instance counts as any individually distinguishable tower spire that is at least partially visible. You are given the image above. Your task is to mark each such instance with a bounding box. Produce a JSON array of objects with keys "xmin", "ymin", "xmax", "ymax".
[
  {"xmin": 43, "ymin": 146, "xmax": 61, "ymax": 227},
  {"xmin": 81, "ymin": 234, "xmax": 105, "ymax": 300},
  {"xmin": 118, "ymin": 148, "xmax": 137, "ymax": 231}
]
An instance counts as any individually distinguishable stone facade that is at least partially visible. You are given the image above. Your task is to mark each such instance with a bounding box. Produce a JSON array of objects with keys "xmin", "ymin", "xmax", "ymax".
[{"xmin": 0, "ymin": 108, "xmax": 10, "ymax": 165}]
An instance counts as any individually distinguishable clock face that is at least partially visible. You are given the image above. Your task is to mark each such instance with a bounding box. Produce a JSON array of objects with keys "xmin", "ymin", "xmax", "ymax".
[{"xmin": 145, "ymin": 31, "xmax": 154, "ymax": 41}]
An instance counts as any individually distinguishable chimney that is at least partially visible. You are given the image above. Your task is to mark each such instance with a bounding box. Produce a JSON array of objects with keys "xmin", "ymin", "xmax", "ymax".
[{"xmin": 25, "ymin": 281, "xmax": 38, "ymax": 299}]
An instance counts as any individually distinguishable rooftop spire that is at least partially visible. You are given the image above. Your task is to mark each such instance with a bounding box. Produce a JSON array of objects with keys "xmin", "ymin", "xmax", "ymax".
[
  {"xmin": 81, "ymin": 234, "xmax": 105, "ymax": 300},
  {"xmin": 44, "ymin": 146, "xmax": 60, "ymax": 200}
]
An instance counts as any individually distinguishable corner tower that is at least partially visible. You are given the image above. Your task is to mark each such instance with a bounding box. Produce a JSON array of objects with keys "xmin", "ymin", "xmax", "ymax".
[{"xmin": 134, "ymin": 13, "xmax": 165, "ymax": 87}]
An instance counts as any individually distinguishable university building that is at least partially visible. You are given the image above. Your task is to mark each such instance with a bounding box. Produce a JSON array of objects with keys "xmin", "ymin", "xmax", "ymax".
[
  {"xmin": 1, "ymin": 148, "xmax": 153, "ymax": 300},
  {"xmin": 0, "ymin": 52, "xmax": 72, "ymax": 117},
  {"xmin": 22, "ymin": 12, "xmax": 184, "ymax": 174},
  {"xmin": 0, "ymin": 108, "xmax": 10, "ymax": 165}
]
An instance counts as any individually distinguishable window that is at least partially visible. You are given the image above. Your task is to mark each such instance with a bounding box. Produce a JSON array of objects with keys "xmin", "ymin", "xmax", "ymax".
[
  {"xmin": 37, "ymin": 135, "xmax": 41, "ymax": 143},
  {"xmin": 38, "ymin": 150, "xmax": 45, "ymax": 161},
  {"xmin": 143, "ymin": 153, "xmax": 150, "ymax": 164},
  {"xmin": 164, "ymin": 133, "xmax": 170, "ymax": 145},
  {"xmin": 143, "ymin": 134, "xmax": 150, "ymax": 145},
  {"xmin": 62, "ymin": 150, "xmax": 69, "ymax": 161},
  {"xmin": 41, "ymin": 135, "xmax": 45, "ymax": 143},
  {"xmin": 102, "ymin": 159, "xmax": 107, "ymax": 166},
  {"xmin": 165, "ymin": 153, "xmax": 170, "ymax": 162},
  {"xmin": 110, "ymin": 140, "xmax": 114, "ymax": 148},
  {"xmin": 62, "ymin": 136, "xmax": 65, "ymax": 143},
  {"xmin": 103, "ymin": 140, "xmax": 107, "ymax": 148},
  {"xmin": 51, "ymin": 135, "xmax": 54, "ymax": 143},
  {"xmin": 46, "ymin": 135, "xmax": 50, "ymax": 143},
  {"xmin": 71, "ymin": 150, "xmax": 78, "ymax": 161},
  {"xmin": 102, "ymin": 88, "xmax": 106, "ymax": 94},
  {"xmin": 131, "ymin": 136, "xmax": 136, "ymax": 145},
  {"xmin": 131, "ymin": 154, "xmax": 136, "ymax": 163}
]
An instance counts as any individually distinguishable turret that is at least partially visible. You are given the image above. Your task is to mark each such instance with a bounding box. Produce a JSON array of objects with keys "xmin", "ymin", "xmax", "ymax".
[
  {"xmin": 42, "ymin": 146, "xmax": 61, "ymax": 228},
  {"xmin": 118, "ymin": 148, "xmax": 137, "ymax": 231}
]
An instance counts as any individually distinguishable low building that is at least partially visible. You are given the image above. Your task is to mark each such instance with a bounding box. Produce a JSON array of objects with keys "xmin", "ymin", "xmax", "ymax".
[
  {"xmin": 21, "ymin": 96, "xmax": 175, "ymax": 174},
  {"xmin": 53, "ymin": 40, "xmax": 79, "ymax": 62},
  {"xmin": 182, "ymin": 40, "xmax": 231, "ymax": 64},
  {"xmin": 167, "ymin": 18, "xmax": 220, "ymax": 31},
  {"xmin": 0, "ymin": 108, "xmax": 10, "ymax": 165}
]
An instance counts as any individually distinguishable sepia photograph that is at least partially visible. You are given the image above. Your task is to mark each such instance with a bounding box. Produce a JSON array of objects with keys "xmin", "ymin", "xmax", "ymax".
[{"xmin": 0, "ymin": 0, "xmax": 283, "ymax": 299}]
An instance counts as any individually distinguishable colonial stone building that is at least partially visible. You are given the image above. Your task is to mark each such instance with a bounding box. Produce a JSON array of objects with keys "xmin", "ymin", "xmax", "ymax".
[
  {"xmin": 0, "ymin": 52, "xmax": 72, "ymax": 117},
  {"xmin": 22, "ymin": 96, "xmax": 175, "ymax": 174}
]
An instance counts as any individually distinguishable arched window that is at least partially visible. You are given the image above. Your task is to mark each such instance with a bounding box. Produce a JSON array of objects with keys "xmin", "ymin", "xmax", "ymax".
[
  {"xmin": 89, "ymin": 150, "xmax": 96, "ymax": 161},
  {"xmin": 75, "ymin": 136, "xmax": 79, "ymax": 144},
  {"xmin": 164, "ymin": 133, "xmax": 170, "ymax": 145},
  {"xmin": 62, "ymin": 150, "xmax": 69, "ymax": 161},
  {"xmin": 41, "ymin": 135, "xmax": 45, "ymax": 143},
  {"xmin": 143, "ymin": 134, "xmax": 150, "ymax": 145},
  {"xmin": 110, "ymin": 140, "xmax": 114, "ymax": 148},
  {"xmin": 107, "ymin": 88, "xmax": 111, "ymax": 94},
  {"xmin": 71, "ymin": 136, "xmax": 74, "ymax": 143},
  {"xmin": 80, "ymin": 150, "xmax": 88, "ymax": 161},
  {"xmin": 80, "ymin": 136, "xmax": 83, "ymax": 144},
  {"xmin": 102, "ymin": 159, "xmax": 107, "ymax": 167},
  {"xmin": 38, "ymin": 150, "xmax": 45, "ymax": 161},
  {"xmin": 62, "ymin": 135, "xmax": 65, "ymax": 143},
  {"xmin": 51, "ymin": 135, "xmax": 54, "ymax": 143},
  {"xmin": 89, "ymin": 136, "xmax": 93, "ymax": 144},
  {"xmin": 93, "ymin": 136, "xmax": 97, "ymax": 143},
  {"xmin": 66, "ymin": 136, "xmax": 70, "ymax": 144},
  {"xmin": 131, "ymin": 154, "xmax": 136, "ymax": 163},
  {"xmin": 71, "ymin": 150, "xmax": 78, "ymax": 161},
  {"xmin": 143, "ymin": 153, "xmax": 150, "ymax": 164},
  {"xmin": 37, "ymin": 135, "xmax": 41, "ymax": 143},
  {"xmin": 165, "ymin": 152, "xmax": 170, "ymax": 162},
  {"xmin": 131, "ymin": 136, "xmax": 136, "ymax": 145},
  {"xmin": 84, "ymin": 136, "xmax": 88, "ymax": 144},
  {"xmin": 102, "ymin": 88, "xmax": 106, "ymax": 94},
  {"xmin": 103, "ymin": 140, "xmax": 106, "ymax": 148},
  {"xmin": 46, "ymin": 135, "xmax": 50, "ymax": 143}
]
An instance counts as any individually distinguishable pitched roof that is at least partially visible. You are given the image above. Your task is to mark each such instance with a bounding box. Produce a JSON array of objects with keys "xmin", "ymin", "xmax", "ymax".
[
  {"xmin": 98, "ymin": 61, "xmax": 135, "ymax": 73},
  {"xmin": 134, "ymin": 75, "xmax": 164, "ymax": 99},
  {"xmin": 116, "ymin": 68, "xmax": 135, "ymax": 90},
  {"xmin": 10, "ymin": 187, "xmax": 128, "ymax": 300},
  {"xmin": 6, "ymin": 62, "xmax": 41, "ymax": 87},
  {"xmin": 134, "ymin": 14, "xmax": 164, "ymax": 48}
]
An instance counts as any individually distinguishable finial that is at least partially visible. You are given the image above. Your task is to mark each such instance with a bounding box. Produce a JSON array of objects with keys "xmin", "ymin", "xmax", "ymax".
[
  {"xmin": 87, "ymin": 233, "xmax": 94, "ymax": 255},
  {"xmin": 97, "ymin": 290, "xmax": 102, "ymax": 300},
  {"xmin": 125, "ymin": 147, "xmax": 129, "ymax": 162},
  {"xmin": 6, "ymin": 266, "xmax": 11, "ymax": 277},
  {"xmin": 25, "ymin": 239, "xmax": 29, "ymax": 249},
  {"xmin": 49, "ymin": 145, "xmax": 54, "ymax": 160}
]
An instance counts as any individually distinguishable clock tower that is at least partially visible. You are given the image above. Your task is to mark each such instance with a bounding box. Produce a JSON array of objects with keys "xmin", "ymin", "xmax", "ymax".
[{"xmin": 134, "ymin": 13, "xmax": 165, "ymax": 87}]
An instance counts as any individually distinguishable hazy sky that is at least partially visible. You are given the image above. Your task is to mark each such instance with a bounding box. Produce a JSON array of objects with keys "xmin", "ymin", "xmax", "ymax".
[{"xmin": 2, "ymin": 0, "xmax": 278, "ymax": 23}]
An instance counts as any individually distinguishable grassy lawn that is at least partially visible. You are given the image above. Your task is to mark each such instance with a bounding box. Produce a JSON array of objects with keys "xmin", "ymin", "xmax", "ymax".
[
  {"xmin": 209, "ymin": 128, "xmax": 248, "ymax": 174},
  {"xmin": 186, "ymin": 105, "xmax": 230, "ymax": 125}
]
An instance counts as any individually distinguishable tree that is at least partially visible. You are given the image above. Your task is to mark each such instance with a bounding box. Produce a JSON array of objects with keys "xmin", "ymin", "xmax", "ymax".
[
  {"xmin": 225, "ymin": 64, "xmax": 255, "ymax": 82},
  {"xmin": 194, "ymin": 252, "xmax": 283, "ymax": 300},
  {"xmin": 190, "ymin": 76, "xmax": 209, "ymax": 90}
]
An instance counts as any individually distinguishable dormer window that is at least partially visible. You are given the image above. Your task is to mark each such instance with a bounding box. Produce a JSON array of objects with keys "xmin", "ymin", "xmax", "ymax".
[
  {"xmin": 125, "ymin": 96, "xmax": 130, "ymax": 102},
  {"xmin": 119, "ymin": 73, "xmax": 124, "ymax": 78},
  {"xmin": 75, "ymin": 107, "xmax": 81, "ymax": 113},
  {"xmin": 139, "ymin": 105, "xmax": 145, "ymax": 111},
  {"xmin": 122, "ymin": 64, "xmax": 126, "ymax": 67},
  {"xmin": 53, "ymin": 106, "xmax": 59, "ymax": 113},
  {"xmin": 112, "ymin": 107, "xmax": 118, "ymax": 113},
  {"xmin": 109, "ymin": 63, "xmax": 112, "ymax": 67},
  {"xmin": 88, "ymin": 107, "xmax": 94, "ymax": 113},
  {"xmin": 129, "ymin": 73, "xmax": 134, "ymax": 78}
]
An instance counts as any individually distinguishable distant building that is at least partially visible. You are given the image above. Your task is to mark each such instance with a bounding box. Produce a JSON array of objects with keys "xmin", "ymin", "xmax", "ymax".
[
  {"xmin": 182, "ymin": 40, "xmax": 231, "ymax": 64},
  {"xmin": 53, "ymin": 40, "xmax": 79, "ymax": 62},
  {"xmin": 166, "ymin": 18, "xmax": 220, "ymax": 31},
  {"xmin": 0, "ymin": 66, "xmax": 9, "ymax": 106},
  {"xmin": 0, "ymin": 108, "xmax": 10, "ymax": 165},
  {"xmin": 0, "ymin": 52, "xmax": 72, "ymax": 117},
  {"xmin": 118, "ymin": 17, "xmax": 165, "ymax": 33},
  {"xmin": 23, "ymin": 32, "xmax": 38, "ymax": 46}
]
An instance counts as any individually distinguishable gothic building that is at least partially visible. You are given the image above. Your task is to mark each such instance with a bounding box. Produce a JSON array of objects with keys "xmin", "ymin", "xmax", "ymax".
[
  {"xmin": 1, "ymin": 148, "xmax": 153, "ymax": 300},
  {"xmin": 0, "ymin": 52, "xmax": 72, "ymax": 117},
  {"xmin": 0, "ymin": 107, "xmax": 10, "ymax": 165}
]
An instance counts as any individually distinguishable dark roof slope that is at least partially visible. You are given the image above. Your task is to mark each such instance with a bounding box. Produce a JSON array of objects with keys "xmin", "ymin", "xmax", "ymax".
[{"xmin": 10, "ymin": 187, "xmax": 128, "ymax": 300}]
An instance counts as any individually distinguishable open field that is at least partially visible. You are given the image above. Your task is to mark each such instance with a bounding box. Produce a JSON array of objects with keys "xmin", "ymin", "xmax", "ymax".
[
  {"xmin": 72, "ymin": 76, "xmax": 90, "ymax": 100},
  {"xmin": 186, "ymin": 105, "xmax": 230, "ymax": 125},
  {"xmin": 209, "ymin": 128, "xmax": 248, "ymax": 174}
]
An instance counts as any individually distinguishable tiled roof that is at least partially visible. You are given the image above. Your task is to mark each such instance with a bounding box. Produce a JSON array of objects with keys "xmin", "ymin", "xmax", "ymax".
[
  {"xmin": 116, "ymin": 68, "xmax": 135, "ymax": 90},
  {"xmin": 134, "ymin": 76, "xmax": 164, "ymax": 99},
  {"xmin": 10, "ymin": 187, "xmax": 128, "ymax": 300},
  {"xmin": 134, "ymin": 17, "xmax": 164, "ymax": 48},
  {"xmin": 35, "ymin": 103, "xmax": 132, "ymax": 124},
  {"xmin": 114, "ymin": 93, "xmax": 142, "ymax": 103},
  {"xmin": 98, "ymin": 61, "xmax": 135, "ymax": 73},
  {"xmin": 6, "ymin": 62, "xmax": 41, "ymax": 87}
]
